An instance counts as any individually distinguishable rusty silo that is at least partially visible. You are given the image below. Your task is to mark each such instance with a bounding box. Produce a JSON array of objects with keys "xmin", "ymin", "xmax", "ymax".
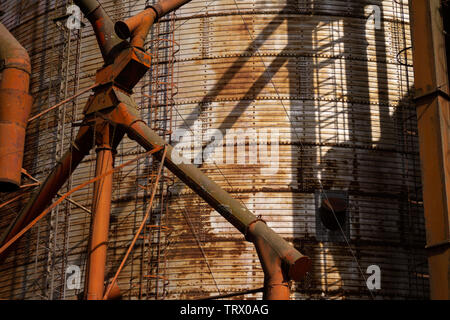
[{"xmin": 0, "ymin": 0, "xmax": 431, "ymax": 300}]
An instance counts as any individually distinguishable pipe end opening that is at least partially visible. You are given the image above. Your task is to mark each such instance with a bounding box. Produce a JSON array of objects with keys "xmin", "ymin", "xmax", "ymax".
[
  {"xmin": 115, "ymin": 21, "xmax": 131, "ymax": 40},
  {"xmin": 289, "ymin": 256, "xmax": 312, "ymax": 281}
]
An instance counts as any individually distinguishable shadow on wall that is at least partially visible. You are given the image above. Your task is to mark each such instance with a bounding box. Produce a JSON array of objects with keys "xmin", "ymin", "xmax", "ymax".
[
  {"xmin": 157, "ymin": 0, "xmax": 427, "ymax": 299},
  {"xmin": 0, "ymin": 0, "xmax": 428, "ymax": 300},
  {"xmin": 295, "ymin": 0, "xmax": 428, "ymax": 299},
  {"xmin": 0, "ymin": 0, "xmax": 61, "ymax": 300}
]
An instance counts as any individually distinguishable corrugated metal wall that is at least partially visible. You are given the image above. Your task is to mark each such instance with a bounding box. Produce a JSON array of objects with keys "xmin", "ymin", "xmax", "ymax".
[{"xmin": 0, "ymin": 0, "xmax": 429, "ymax": 300}]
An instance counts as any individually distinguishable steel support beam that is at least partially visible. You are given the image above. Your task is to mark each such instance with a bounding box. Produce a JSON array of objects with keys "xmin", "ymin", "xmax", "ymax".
[
  {"xmin": 0, "ymin": 22, "xmax": 33, "ymax": 192},
  {"xmin": 409, "ymin": 0, "xmax": 450, "ymax": 299}
]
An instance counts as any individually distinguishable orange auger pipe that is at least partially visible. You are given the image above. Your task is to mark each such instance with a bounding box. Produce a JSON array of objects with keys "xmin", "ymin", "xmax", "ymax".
[
  {"xmin": 74, "ymin": 0, "xmax": 127, "ymax": 64},
  {"xmin": 114, "ymin": 0, "xmax": 192, "ymax": 49},
  {"xmin": 86, "ymin": 125, "xmax": 114, "ymax": 300},
  {"xmin": 0, "ymin": 23, "xmax": 32, "ymax": 192}
]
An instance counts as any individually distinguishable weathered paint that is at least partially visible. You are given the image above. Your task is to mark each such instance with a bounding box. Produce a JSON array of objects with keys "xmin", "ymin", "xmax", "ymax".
[{"xmin": 0, "ymin": 0, "xmax": 429, "ymax": 300}]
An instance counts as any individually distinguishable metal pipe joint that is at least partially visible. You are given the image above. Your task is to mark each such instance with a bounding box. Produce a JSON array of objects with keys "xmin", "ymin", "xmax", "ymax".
[
  {"xmin": 246, "ymin": 219, "xmax": 311, "ymax": 299},
  {"xmin": 74, "ymin": 0, "xmax": 127, "ymax": 64},
  {"xmin": 114, "ymin": 0, "xmax": 192, "ymax": 49}
]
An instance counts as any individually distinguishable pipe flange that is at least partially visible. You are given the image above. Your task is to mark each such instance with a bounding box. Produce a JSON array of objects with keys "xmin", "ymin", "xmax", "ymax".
[
  {"xmin": 145, "ymin": 4, "xmax": 161, "ymax": 21},
  {"xmin": 0, "ymin": 59, "xmax": 32, "ymax": 75},
  {"xmin": 95, "ymin": 144, "xmax": 116, "ymax": 154},
  {"xmin": 244, "ymin": 215, "xmax": 266, "ymax": 242},
  {"xmin": 266, "ymin": 282, "xmax": 290, "ymax": 289}
]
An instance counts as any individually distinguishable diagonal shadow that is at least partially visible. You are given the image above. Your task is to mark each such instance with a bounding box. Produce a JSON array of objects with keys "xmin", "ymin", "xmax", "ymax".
[{"xmin": 177, "ymin": 5, "xmax": 291, "ymax": 132}]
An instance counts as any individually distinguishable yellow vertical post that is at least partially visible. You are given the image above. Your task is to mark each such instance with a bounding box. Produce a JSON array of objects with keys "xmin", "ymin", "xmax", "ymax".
[{"xmin": 409, "ymin": 0, "xmax": 450, "ymax": 299}]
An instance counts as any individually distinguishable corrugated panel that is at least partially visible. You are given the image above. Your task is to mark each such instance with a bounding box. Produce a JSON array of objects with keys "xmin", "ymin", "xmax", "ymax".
[
  {"xmin": 0, "ymin": 0, "xmax": 428, "ymax": 300},
  {"xmin": 161, "ymin": 0, "xmax": 428, "ymax": 300}
]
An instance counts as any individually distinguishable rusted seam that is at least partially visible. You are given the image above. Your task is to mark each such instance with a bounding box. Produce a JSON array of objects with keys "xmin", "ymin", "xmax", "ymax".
[
  {"xmin": 244, "ymin": 215, "xmax": 266, "ymax": 241},
  {"xmin": 267, "ymin": 283, "xmax": 289, "ymax": 288}
]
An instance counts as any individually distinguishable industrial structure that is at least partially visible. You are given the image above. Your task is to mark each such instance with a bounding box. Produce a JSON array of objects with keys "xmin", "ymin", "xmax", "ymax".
[{"xmin": 0, "ymin": 0, "xmax": 447, "ymax": 300}]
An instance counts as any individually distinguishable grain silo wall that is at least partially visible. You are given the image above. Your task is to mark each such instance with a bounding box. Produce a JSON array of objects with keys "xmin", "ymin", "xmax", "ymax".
[{"xmin": 0, "ymin": 0, "xmax": 429, "ymax": 300}]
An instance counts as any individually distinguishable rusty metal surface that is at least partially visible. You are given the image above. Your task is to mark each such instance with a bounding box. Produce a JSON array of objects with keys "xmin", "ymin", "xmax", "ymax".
[
  {"xmin": 0, "ymin": 0, "xmax": 429, "ymax": 300},
  {"xmin": 409, "ymin": 0, "xmax": 450, "ymax": 299},
  {"xmin": 74, "ymin": 0, "xmax": 128, "ymax": 64},
  {"xmin": 0, "ymin": 22, "xmax": 33, "ymax": 192}
]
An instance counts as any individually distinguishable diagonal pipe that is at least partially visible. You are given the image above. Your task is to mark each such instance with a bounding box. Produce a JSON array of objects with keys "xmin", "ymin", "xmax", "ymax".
[
  {"xmin": 112, "ymin": 103, "xmax": 312, "ymax": 284},
  {"xmin": 114, "ymin": 0, "xmax": 192, "ymax": 49},
  {"xmin": 74, "ymin": 0, "xmax": 127, "ymax": 64}
]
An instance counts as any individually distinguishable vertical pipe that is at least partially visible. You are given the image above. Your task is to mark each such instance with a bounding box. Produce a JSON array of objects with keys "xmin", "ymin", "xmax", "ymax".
[
  {"xmin": 0, "ymin": 23, "xmax": 32, "ymax": 192},
  {"xmin": 251, "ymin": 225, "xmax": 290, "ymax": 300},
  {"xmin": 86, "ymin": 127, "xmax": 114, "ymax": 300}
]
